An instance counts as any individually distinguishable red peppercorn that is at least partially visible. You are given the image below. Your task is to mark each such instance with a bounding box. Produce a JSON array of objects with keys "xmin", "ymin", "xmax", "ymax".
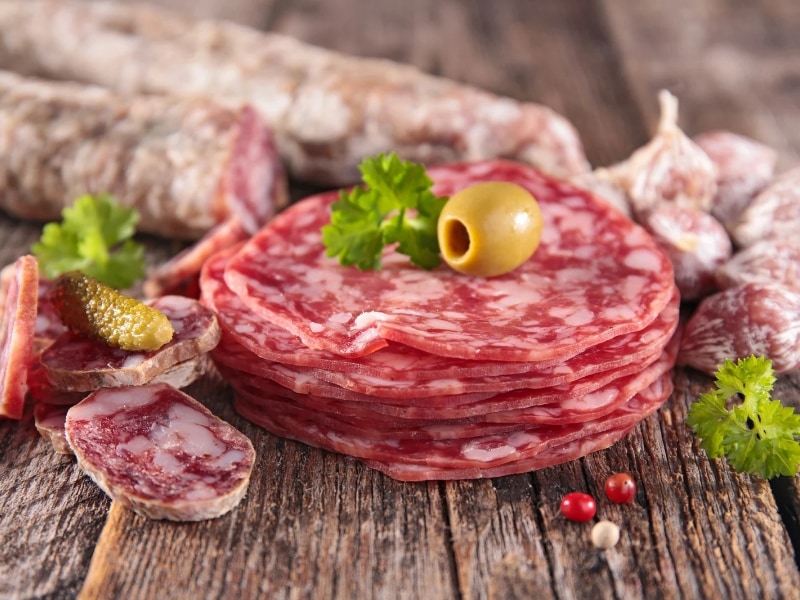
[
  {"xmin": 560, "ymin": 492, "xmax": 597, "ymax": 522},
  {"xmin": 604, "ymin": 473, "xmax": 636, "ymax": 503}
]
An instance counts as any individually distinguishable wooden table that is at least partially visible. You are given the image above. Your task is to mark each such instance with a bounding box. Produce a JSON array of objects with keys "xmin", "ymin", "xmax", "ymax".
[{"xmin": 2, "ymin": 1, "xmax": 800, "ymax": 598}]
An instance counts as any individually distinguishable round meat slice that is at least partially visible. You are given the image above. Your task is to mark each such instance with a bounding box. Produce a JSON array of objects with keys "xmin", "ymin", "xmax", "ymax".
[
  {"xmin": 203, "ymin": 244, "xmax": 679, "ymax": 383},
  {"xmin": 225, "ymin": 160, "xmax": 675, "ymax": 361},
  {"xmin": 232, "ymin": 370, "xmax": 674, "ymax": 481},
  {"xmin": 65, "ymin": 383, "xmax": 255, "ymax": 521},
  {"xmin": 41, "ymin": 295, "xmax": 221, "ymax": 392},
  {"xmin": 0, "ymin": 255, "xmax": 39, "ymax": 420}
]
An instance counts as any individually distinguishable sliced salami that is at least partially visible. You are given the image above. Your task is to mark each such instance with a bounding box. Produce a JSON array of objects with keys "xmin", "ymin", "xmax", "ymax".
[
  {"xmin": 224, "ymin": 330, "xmax": 677, "ymax": 430},
  {"xmin": 34, "ymin": 402, "xmax": 72, "ymax": 455},
  {"xmin": 40, "ymin": 295, "xmax": 221, "ymax": 391},
  {"xmin": 203, "ymin": 245, "xmax": 679, "ymax": 382},
  {"xmin": 233, "ymin": 371, "xmax": 673, "ymax": 481},
  {"xmin": 65, "ymin": 383, "xmax": 255, "ymax": 521},
  {"xmin": 0, "ymin": 255, "xmax": 39, "ymax": 420},
  {"xmin": 225, "ymin": 160, "xmax": 676, "ymax": 361},
  {"xmin": 144, "ymin": 218, "xmax": 249, "ymax": 299}
]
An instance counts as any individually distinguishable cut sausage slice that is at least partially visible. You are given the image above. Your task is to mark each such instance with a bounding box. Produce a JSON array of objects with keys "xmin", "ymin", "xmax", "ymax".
[
  {"xmin": 41, "ymin": 296, "xmax": 221, "ymax": 391},
  {"xmin": 0, "ymin": 255, "xmax": 39, "ymax": 420},
  {"xmin": 225, "ymin": 160, "xmax": 676, "ymax": 361},
  {"xmin": 233, "ymin": 371, "xmax": 673, "ymax": 481},
  {"xmin": 66, "ymin": 383, "xmax": 255, "ymax": 521},
  {"xmin": 203, "ymin": 245, "xmax": 679, "ymax": 382}
]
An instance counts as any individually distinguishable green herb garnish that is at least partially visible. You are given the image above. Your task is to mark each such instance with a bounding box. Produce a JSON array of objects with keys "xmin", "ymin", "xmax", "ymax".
[
  {"xmin": 32, "ymin": 193, "xmax": 145, "ymax": 289},
  {"xmin": 321, "ymin": 153, "xmax": 447, "ymax": 271},
  {"xmin": 686, "ymin": 355, "xmax": 800, "ymax": 479}
]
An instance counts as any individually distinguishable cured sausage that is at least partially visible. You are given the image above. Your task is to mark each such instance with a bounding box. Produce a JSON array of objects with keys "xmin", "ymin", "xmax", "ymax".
[
  {"xmin": 203, "ymin": 161, "xmax": 680, "ymax": 480},
  {"xmin": 0, "ymin": 70, "xmax": 286, "ymax": 239},
  {"xmin": 0, "ymin": 255, "xmax": 38, "ymax": 419},
  {"xmin": 0, "ymin": 0, "xmax": 589, "ymax": 185},
  {"xmin": 639, "ymin": 205, "xmax": 732, "ymax": 301},
  {"xmin": 224, "ymin": 160, "xmax": 676, "ymax": 361},
  {"xmin": 65, "ymin": 382, "xmax": 255, "ymax": 521},
  {"xmin": 40, "ymin": 295, "xmax": 221, "ymax": 391}
]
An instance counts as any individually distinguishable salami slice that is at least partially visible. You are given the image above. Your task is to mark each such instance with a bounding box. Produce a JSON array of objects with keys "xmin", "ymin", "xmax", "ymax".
[
  {"xmin": 233, "ymin": 371, "xmax": 673, "ymax": 481},
  {"xmin": 0, "ymin": 255, "xmax": 39, "ymax": 420},
  {"xmin": 65, "ymin": 383, "xmax": 255, "ymax": 521},
  {"xmin": 0, "ymin": 0, "xmax": 589, "ymax": 184},
  {"xmin": 203, "ymin": 245, "xmax": 679, "ymax": 382},
  {"xmin": 144, "ymin": 218, "xmax": 249, "ymax": 299},
  {"xmin": 225, "ymin": 160, "xmax": 676, "ymax": 361},
  {"xmin": 33, "ymin": 402, "xmax": 71, "ymax": 454},
  {"xmin": 0, "ymin": 70, "xmax": 285, "ymax": 240},
  {"xmin": 40, "ymin": 296, "xmax": 221, "ymax": 391},
  {"xmin": 223, "ymin": 331, "xmax": 677, "ymax": 430}
]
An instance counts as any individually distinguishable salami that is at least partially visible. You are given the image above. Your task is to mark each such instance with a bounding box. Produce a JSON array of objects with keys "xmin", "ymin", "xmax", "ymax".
[
  {"xmin": 693, "ymin": 130, "xmax": 777, "ymax": 228},
  {"xmin": 33, "ymin": 402, "xmax": 71, "ymax": 454},
  {"xmin": 729, "ymin": 167, "xmax": 800, "ymax": 248},
  {"xmin": 639, "ymin": 205, "xmax": 732, "ymax": 301},
  {"xmin": 225, "ymin": 160, "xmax": 675, "ymax": 361},
  {"xmin": 143, "ymin": 218, "xmax": 249, "ymax": 298},
  {"xmin": 0, "ymin": 255, "xmax": 39, "ymax": 420},
  {"xmin": 202, "ymin": 160, "xmax": 680, "ymax": 480},
  {"xmin": 65, "ymin": 383, "xmax": 255, "ymax": 521},
  {"xmin": 202, "ymin": 245, "xmax": 678, "ymax": 382},
  {"xmin": 220, "ymin": 332, "xmax": 678, "ymax": 429},
  {"xmin": 0, "ymin": 70, "xmax": 286, "ymax": 240},
  {"xmin": 679, "ymin": 283, "xmax": 800, "ymax": 375},
  {"xmin": 0, "ymin": 0, "xmax": 589, "ymax": 185},
  {"xmin": 233, "ymin": 371, "xmax": 673, "ymax": 481},
  {"xmin": 716, "ymin": 240, "xmax": 800, "ymax": 294},
  {"xmin": 40, "ymin": 295, "xmax": 221, "ymax": 391}
]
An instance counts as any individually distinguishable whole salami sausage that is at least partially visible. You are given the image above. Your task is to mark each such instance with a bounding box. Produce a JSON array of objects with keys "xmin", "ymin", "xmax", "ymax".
[
  {"xmin": 0, "ymin": 0, "xmax": 589, "ymax": 185},
  {"xmin": 0, "ymin": 70, "xmax": 286, "ymax": 239}
]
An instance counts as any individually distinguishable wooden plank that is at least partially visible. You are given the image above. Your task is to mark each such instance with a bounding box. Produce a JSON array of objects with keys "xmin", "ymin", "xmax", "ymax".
[{"xmin": 600, "ymin": 0, "xmax": 800, "ymax": 169}]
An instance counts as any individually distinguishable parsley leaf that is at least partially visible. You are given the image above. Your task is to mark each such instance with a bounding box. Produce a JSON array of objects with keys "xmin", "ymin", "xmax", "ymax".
[
  {"xmin": 686, "ymin": 356, "xmax": 800, "ymax": 479},
  {"xmin": 321, "ymin": 153, "xmax": 447, "ymax": 270},
  {"xmin": 31, "ymin": 194, "xmax": 146, "ymax": 289}
]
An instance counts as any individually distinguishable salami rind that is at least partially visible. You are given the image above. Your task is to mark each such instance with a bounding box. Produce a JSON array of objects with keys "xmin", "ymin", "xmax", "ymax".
[
  {"xmin": 0, "ymin": 70, "xmax": 285, "ymax": 240},
  {"xmin": 0, "ymin": 255, "xmax": 38, "ymax": 420},
  {"xmin": 65, "ymin": 383, "xmax": 255, "ymax": 521},
  {"xmin": 0, "ymin": 0, "xmax": 589, "ymax": 184},
  {"xmin": 225, "ymin": 160, "xmax": 676, "ymax": 361},
  {"xmin": 40, "ymin": 296, "xmax": 221, "ymax": 391}
]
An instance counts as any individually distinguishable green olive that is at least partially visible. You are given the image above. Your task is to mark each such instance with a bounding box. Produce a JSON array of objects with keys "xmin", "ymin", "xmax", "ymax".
[{"xmin": 437, "ymin": 181, "xmax": 543, "ymax": 277}]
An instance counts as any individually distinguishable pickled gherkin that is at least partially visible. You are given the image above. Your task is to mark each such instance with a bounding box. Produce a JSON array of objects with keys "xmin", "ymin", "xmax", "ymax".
[{"xmin": 51, "ymin": 272, "xmax": 174, "ymax": 351}]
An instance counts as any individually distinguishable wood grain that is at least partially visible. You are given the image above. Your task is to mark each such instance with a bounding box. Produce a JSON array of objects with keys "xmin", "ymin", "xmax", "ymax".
[{"xmin": 1, "ymin": 0, "xmax": 800, "ymax": 598}]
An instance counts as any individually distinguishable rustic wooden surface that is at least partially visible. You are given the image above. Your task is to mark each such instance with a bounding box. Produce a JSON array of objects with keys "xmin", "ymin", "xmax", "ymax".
[{"xmin": 2, "ymin": 0, "xmax": 800, "ymax": 598}]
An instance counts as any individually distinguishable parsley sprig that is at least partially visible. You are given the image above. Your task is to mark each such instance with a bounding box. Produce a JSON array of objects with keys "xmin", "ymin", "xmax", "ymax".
[
  {"xmin": 31, "ymin": 193, "xmax": 145, "ymax": 289},
  {"xmin": 321, "ymin": 153, "xmax": 447, "ymax": 271},
  {"xmin": 686, "ymin": 356, "xmax": 800, "ymax": 479}
]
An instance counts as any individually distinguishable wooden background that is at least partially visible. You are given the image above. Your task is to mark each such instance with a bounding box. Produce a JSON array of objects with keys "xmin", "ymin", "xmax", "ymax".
[{"xmin": 2, "ymin": 1, "xmax": 800, "ymax": 598}]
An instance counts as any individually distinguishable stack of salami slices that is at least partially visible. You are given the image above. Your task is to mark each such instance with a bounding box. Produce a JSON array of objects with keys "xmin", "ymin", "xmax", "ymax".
[{"xmin": 200, "ymin": 161, "xmax": 680, "ymax": 481}]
